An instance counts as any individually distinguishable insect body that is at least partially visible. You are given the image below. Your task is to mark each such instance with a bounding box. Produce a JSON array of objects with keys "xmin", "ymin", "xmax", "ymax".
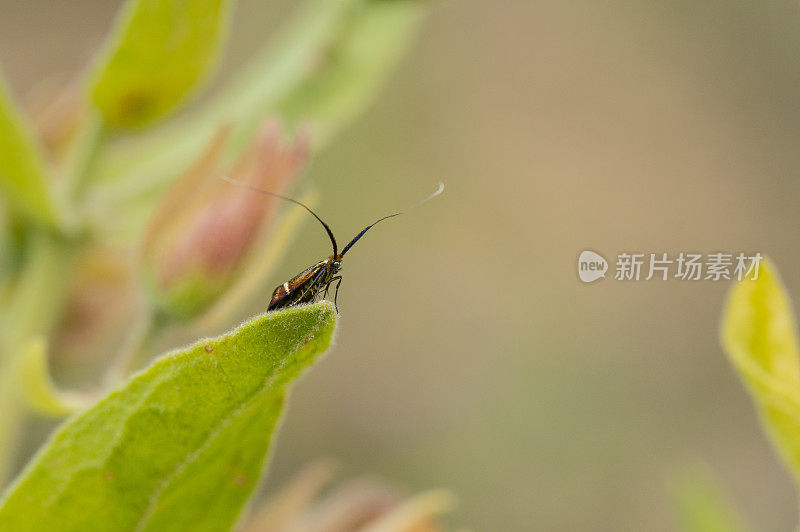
[
  {"xmin": 222, "ymin": 176, "xmax": 443, "ymax": 312},
  {"xmin": 268, "ymin": 257, "xmax": 341, "ymax": 310}
]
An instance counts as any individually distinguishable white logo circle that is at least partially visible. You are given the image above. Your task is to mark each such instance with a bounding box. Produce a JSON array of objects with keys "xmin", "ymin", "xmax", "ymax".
[{"xmin": 578, "ymin": 250, "xmax": 608, "ymax": 283}]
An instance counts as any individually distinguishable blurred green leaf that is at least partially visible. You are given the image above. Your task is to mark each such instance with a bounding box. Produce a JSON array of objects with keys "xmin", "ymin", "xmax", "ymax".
[
  {"xmin": 671, "ymin": 466, "xmax": 748, "ymax": 532},
  {"xmin": 0, "ymin": 231, "xmax": 77, "ymax": 484},
  {"xmin": 89, "ymin": 0, "xmax": 233, "ymax": 128},
  {"xmin": 0, "ymin": 71, "xmax": 62, "ymax": 229},
  {"xmin": 720, "ymin": 259, "xmax": 800, "ymax": 481},
  {"xmin": 0, "ymin": 302, "xmax": 337, "ymax": 531},
  {"xmin": 271, "ymin": 0, "xmax": 427, "ymax": 149},
  {"xmin": 17, "ymin": 338, "xmax": 91, "ymax": 417},
  {"xmin": 88, "ymin": 0, "xmax": 426, "ymax": 231}
]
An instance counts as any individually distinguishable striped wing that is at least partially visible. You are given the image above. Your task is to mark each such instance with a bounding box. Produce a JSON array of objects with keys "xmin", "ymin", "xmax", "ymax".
[{"xmin": 268, "ymin": 261, "xmax": 328, "ymax": 310}]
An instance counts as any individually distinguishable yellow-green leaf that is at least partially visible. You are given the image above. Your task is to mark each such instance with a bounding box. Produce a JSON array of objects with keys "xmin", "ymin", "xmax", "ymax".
[
  {"xmin": 720, "ymin": 259, "xmax": 800, "ymax": 480},
  {"xmin": 89, "ymin": 0, "xmax": 233, "ymax": 128},
  {"xmin": 0, "ymin": 70, "xmax": 61, "ymax": 228},
  {"xmin": 0, "ymin": 302, "xmax": 337, "ymax": 531}
]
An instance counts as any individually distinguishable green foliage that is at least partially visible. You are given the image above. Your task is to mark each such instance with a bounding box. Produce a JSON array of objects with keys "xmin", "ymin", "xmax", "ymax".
[
  {"xmin": 88, "ymin": 0, "xmax": 427, "ymax": 235},
  {"xmin": 89, "ymin": 0, "xmax": 233, "ymax": 128},
  {"xmin": 0, "ymin": 72, "xmax": 62, "ymax": 229},
  {"xmin": 0, "ymin": 0, "xmax": 426, "ymax": 526},
  {"xmin": 671, "ymin": 466, "xmax": 749, "ymax": 532},
  {"xmin": 17, "ymin": 338, "xmax": 89, "ymax": 417},
  {"xmin": 273, "ymin": 0, "xmax": 426, "ymax": 148},
  {"xmin": 0, "ymin": 302, "xmax": 337, "ymax": 531},
  {"xmin": 0, "ymin": 232, "xmax": 76, "ymax": 481},
  {"xmin": 720, "ymin": 259, "xmax": 800, "ymax": 483},
  {"xmin": 143, "ymin": 268, "xmax": 232, "ymax": 323}
]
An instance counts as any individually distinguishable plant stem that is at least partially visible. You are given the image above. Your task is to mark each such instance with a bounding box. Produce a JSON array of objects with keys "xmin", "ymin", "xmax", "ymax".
[
  {"xmin": 1, "ymin": 232, "xmax": 75, "ymax": 345},
  {"xmin": 62, "ymin": 110, "xmax": 106, "ymax": 202},
  {"xmin": 0, "ymin": 111, "xmax": 105, "ymax": 486},
  {"xmin": 0, "ymin": 229, "xmax": 77, "ymax": 484}
]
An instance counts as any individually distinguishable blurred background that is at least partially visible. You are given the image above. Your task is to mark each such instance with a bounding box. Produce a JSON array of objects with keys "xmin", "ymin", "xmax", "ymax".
[{"xmin": 4, "ymin": 0, "xmax": 800, "ymax": 529}]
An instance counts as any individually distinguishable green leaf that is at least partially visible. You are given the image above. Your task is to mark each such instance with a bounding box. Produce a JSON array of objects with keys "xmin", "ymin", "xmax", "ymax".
[
  {"xmin": 17, "ymin": 338, "xmax": 91, "ymax": 417},
  {"xmin": 0, "ymin": 230, "xmax": 77, "ymax": 484},
  {"xmin": 0, "ymin": 302, "xmax": 337, "ymax": 531},
  {"xmin": 670, "ymin": 465, "xmax": 749, "ymax": 532},
  {"xmin": 89, "ymin": 0, "xmax": 233, "ymax": 128},
  {"xmin": 88, "ymin": 0, "xmax": 426, "ymax": 225},
  {"xmin": 272, "ymin": 0, "xmax": 427, "ymax": 149},
  {"xmin": 0, "ymin": 70, "xmax": 62, "ymax": 229},
  {"xmin": 720, "ymin": 259, "xmax": 800, "ymax": 481}
]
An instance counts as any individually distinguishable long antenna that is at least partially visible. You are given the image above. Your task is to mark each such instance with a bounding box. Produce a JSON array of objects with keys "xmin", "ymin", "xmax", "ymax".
[
  {"xmin": 341, "ymin": 182, "xmax": 444, "ymax": 257},
  {"xmin": 221, "ymin": 175, "xmax": 338, "ymax": 256}
]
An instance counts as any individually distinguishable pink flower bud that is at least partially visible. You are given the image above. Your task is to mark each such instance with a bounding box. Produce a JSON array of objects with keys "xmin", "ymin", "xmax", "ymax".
[{"xmin": 141, "ymin": 121, "xmax": 309, "ymax": 321}]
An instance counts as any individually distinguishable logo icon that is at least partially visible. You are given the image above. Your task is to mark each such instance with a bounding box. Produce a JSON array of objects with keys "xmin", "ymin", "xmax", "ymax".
[{"xmin": 578, "ymin": 250, "xmax": 608, "ymax": 283}]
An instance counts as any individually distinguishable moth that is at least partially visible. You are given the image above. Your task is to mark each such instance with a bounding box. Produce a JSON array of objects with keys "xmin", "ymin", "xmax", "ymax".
[{"xmin": 222, "ymin": 176, "xmax": 444, "ymax": 312}]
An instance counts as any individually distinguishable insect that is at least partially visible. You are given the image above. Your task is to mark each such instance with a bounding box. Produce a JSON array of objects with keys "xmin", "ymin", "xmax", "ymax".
[{"xmin": 222, "ymin": 176, "xmax": 444, "ymax": 312}]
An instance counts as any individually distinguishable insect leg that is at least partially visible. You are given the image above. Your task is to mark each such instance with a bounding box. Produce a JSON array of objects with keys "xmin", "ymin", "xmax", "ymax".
[
  {"xmin": 331, "ymin": 276, "xmax": 343, "ymax": 312},
  {"xmin": 297, "ymin": 267, "xmax": 328, "ymax": 304}
]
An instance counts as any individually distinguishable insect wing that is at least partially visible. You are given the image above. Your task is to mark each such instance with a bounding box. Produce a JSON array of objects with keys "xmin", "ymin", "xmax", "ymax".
[{"xmin": 269, "ymin": 261, "xmax": 328, "ymax": 309}]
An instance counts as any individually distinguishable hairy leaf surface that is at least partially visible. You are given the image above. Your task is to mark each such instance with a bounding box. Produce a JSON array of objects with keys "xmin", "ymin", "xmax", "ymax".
[{"xmin": 0, "ymin": 302, "xmax": 336, "ymax": 531}]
